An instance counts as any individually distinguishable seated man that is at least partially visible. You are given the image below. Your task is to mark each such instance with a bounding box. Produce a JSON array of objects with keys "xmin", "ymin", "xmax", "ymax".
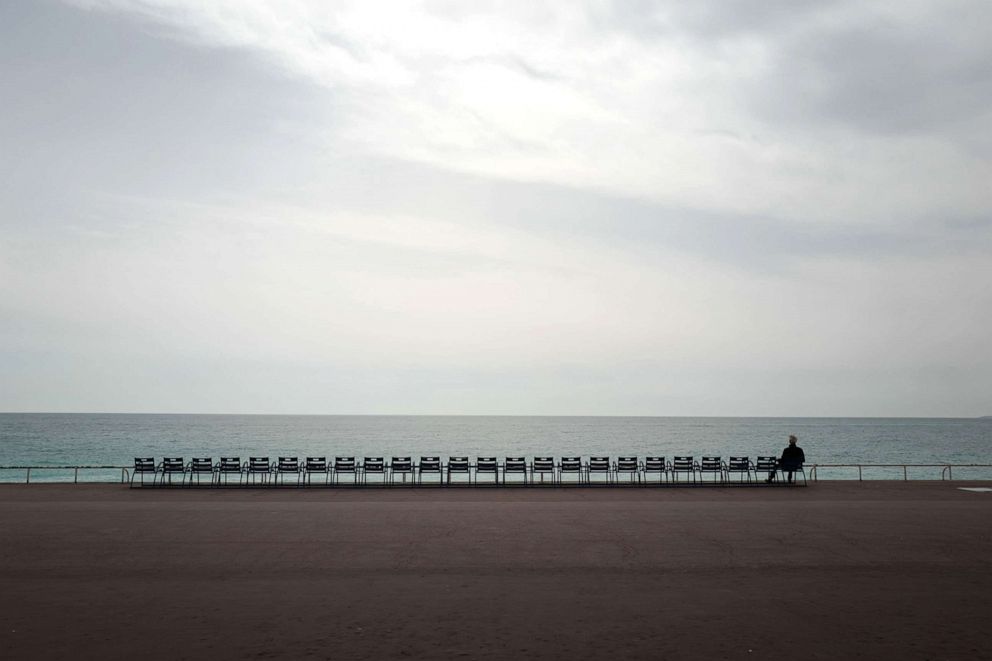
[{"xmin": 766, "ymin": 435, "xmax": 805, "ymax": 483}]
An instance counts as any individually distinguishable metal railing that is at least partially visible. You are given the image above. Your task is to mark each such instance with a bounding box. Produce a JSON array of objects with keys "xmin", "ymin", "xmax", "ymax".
[
  {"xmin": 0, "ymin": 466, "xmax": 130, "ymax": 484},
  {"xmin": 808, "ymin": 464, "xmax": 992, "ymax": 482}
]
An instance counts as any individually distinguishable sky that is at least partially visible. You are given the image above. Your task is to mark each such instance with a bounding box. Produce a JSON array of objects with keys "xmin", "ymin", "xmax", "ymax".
[{"xmin": 1, "ymin": 0, "xmax": 990, "ymax": 416}]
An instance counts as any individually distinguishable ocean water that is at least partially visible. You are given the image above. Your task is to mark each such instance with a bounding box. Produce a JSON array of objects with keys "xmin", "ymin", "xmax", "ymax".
[{"xmin": 1, "ymin": 413, "xmax": 990, "ymax": 482}]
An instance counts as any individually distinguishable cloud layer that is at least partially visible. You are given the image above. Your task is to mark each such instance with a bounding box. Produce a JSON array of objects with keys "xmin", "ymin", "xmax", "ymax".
[{"xmin": 1, "ymin": 0, "xmax": 990, "ymax": 415}]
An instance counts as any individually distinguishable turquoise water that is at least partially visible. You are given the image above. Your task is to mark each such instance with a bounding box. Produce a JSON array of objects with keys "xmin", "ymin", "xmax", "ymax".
[{"xmin": 1, "ymin": 414, "xmax": 990, "ymax": 482}]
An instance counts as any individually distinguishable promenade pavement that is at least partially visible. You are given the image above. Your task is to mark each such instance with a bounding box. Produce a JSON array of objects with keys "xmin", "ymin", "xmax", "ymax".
[{"xmin": 1, "ymin": 482, "xmax": 990, "ymax": 660}]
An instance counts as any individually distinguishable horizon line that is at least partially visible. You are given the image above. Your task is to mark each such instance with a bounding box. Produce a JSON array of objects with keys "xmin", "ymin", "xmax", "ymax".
[{"xmin": 1, "ymin": 411, "xmax": 988, "ymax": 420}]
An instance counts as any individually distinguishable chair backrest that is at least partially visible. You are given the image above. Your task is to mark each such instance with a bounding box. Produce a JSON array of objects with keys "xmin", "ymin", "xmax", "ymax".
[
  {"xmin": 532, "ymin": 457, "xmax": 555, "ymax": 471},
  {"xmin": 419, "ymin": 457, "xmax": 441, "ymax": 472},
  {"xmin": 727, "ymin": 456, "xmax": 750, "ymax": 471},
  {"xmin": 644, "ymin": 456, "xmax": 666, "ymax": 471},
  {"xmin": 249, "ymin": 457, "xmax": 270, "ymax": 472},
  {"xmin": 673, "ymin": 456, "xmax": 694, "ymax": 470},
  {"xmin": 448, "ymin": 457, "xmax": 470, "ymax": 472},
  {"xmin": 134, "ymin": 457, "xmax": 156, "ymax": 473},
  {"xmin": 305, "ymin": 457, "xmax": 327, "ymax": 471},
  {"xmin": 335, "ymin": 457, "xmax": 356, "ymax": 471},
  {"xmin": 588, "ymin": 456, "xmax": 611, "ymax": 471},
  {"xmin": 363, "ymin": 457, "xmax": 385, "ymax": 472},
  {"xmin": 700, "ymin": 456, "xmax": 722, "ymax": 471},
  {"xmin": 476, "ymin": 457, "xmax": 498, "ymax": 472},
  {"xmin": 277, "ymin": 457, "xmax": 299, "ymax": 471},
  {"xmin": 504, "ymin": 457, "xmax": 526, "ymax": 472},
  {"xmin": 560, "ymin": 457, "xmax": 582, "ymax": 472},
  {"xmin": 616, "ymin": 456, "xmax": 639, "ymax": 471},
  {"xmin": 390, "ymin": 457, "xmax": 413, "ymax": 471},
  {"xmin": 755, "ymin": 456, "xmax": 778, "ymax": 470},
  {"xmin": 190, "ymin": 457, "xmax": 213, "ymax": 472},
  {"xmin": 219, "ymin": 457, "xmax": 241, "ymax": 472},
  {"xmin": 162, "ymin": 457, "xmax": 185, "ymax": 473}
]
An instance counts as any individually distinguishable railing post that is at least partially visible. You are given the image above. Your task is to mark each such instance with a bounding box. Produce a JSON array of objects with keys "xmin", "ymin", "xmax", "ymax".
[
  {"xmin": 858, "ymin": 466, "xmax": 862, "ymax": 481},
  {"xmin": 948, "ymin": 466, "xmax": 952, "ymax": 481},
  {"xmin": 903, "ymin": 466, "xmax": 907, "ymax": 481},
  {"xmin": 26, "ymin": 467, "xmax": 31, "ymax": 484},
  {"xmin": 75, "ymin": 467, "xmax": 79, "ymax": 484}
]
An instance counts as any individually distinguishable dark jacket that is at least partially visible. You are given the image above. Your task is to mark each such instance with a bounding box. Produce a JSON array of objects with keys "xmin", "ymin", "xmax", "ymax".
[{"xmin": 779, "ymin": 445, "xmax": 805, "ymax": 468}]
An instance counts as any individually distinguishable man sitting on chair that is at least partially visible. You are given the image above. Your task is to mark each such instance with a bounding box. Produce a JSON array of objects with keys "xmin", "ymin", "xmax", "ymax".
[{"xmin": 766, "ymin": 435, "xmax": 805, "ymax": 484}]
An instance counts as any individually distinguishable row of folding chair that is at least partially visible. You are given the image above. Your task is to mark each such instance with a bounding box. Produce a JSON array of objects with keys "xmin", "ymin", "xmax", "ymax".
[{"xmin": 130, "ymin": 455, "xmax": 803, "ymax": 487}]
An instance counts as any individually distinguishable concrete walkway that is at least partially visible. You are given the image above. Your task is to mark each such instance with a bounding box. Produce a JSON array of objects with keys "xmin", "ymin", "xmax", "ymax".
[{"xmin": 1, "ymin": 482, "xmax": 990, "ymax": 660}]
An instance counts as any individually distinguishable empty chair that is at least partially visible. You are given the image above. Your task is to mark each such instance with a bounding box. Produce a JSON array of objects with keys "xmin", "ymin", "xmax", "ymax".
[
  {"xmin": 503, "ymin": 457, "xmax": 528, "ymax": 485},
  {"xmin": 615, "ymin": 457, "xmax": 641, "ymax": 484},
  {"xmin": 671, "ymin": 456, "xmax": 697, "ymax": 483},
  {"xmin": 246, "ymin": 457, "xmax": 271, "ymax": 486},
  {"xmin": 559, "ymin": 457, "xmax": 584, "ymax": 484},
  {"xmin": 274, "ymin": 457, "xmax": 301, "ymax": 486},
  {"xmin": 587, "ymin": 457, "xmax": 612, "ymax": 485},
  {"xmin": 130, "ymin": 457, "xmax": 158, "ymax": 488},
  {"xmin": 531, "ymin": 457, "xmax": 556, "ymax": 485},
  {"xmin": 752, "ymin": 456, "xmax": 778, "ymax": 482},
  {"xmin": 418, "ymin": 457, "xmax": 442, "ymax": 485},
  {"xmin": 333, "ymin": 457, "xmax": 358, "ymax": 485},
  {"xmin": 187, "ymin": 457, "xmax": 215, "ymax": 487},
  {"xmin": 389, "ymin": 457, "xmax": 414, "ymax": 485},
  {"xmin": 160, "ymin": 457, "xmax": 186, "ymax": 487},
  {"xmin": 726, "ymin": 456, "xmax": 751, "ymax": 483},
  {"xmin": 216, "ymin": 457, "xmax": 243, "ymax": 486},
  {"xmin": 304, "ymin": 457, "xmax": 329, "ymax": 485},
  {"xmin": 643, "ymin": 456, "xmax": 668, "ymax": 484},
  {"xmin": 362, "ymin": 457, "xmax": 386, "ymax": 485},
  {"xmin": 699, "ymin": 456, "xmax": 724, "ymax": 483},
  {"xmin": 475, "ymin": 457, "xmax": 499, "ymax": 485},
  {"xmin": 447, "ymin": 457, "xmax": 470, "ymax": 485}
]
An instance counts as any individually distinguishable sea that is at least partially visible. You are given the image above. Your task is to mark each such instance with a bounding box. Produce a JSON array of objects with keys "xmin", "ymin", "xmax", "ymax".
[{"xmin": 1, "ymin": 414, "xmax": 990, "ymax": 483}]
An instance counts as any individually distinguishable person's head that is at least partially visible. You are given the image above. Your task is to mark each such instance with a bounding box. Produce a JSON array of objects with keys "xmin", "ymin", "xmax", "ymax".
[{"xmin": 788, "ymin": 435, "xmax": 797, "ymax": 445}]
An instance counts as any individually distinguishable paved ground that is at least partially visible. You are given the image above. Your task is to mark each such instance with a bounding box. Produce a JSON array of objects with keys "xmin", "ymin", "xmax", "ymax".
[{"xmin": 1, "ymin": 482, "xmax": 990, "ymax": 660}]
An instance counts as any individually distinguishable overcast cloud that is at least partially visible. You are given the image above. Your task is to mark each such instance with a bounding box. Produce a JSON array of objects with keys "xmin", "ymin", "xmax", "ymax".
[{"xmin": 1, "ymin": 0, "xmax": 990, "ymax": 415}]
